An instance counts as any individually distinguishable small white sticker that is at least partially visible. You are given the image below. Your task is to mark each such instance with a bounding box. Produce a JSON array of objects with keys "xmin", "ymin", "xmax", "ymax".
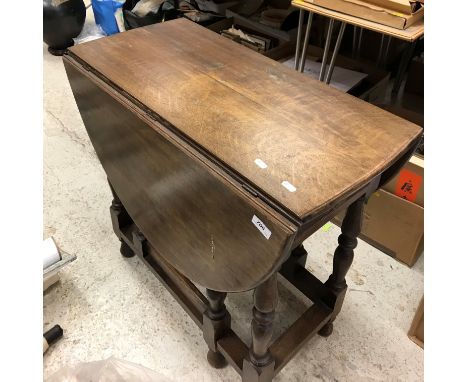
[
  {"xmin": 281, "ymin": 180, "xmax": 297, "ymax": 192},
  {"xmin": 251, "ymin": 215, "xmax": 272, "ymax": 240},
  {"xmin": 254, "ymin": 158, "xmax": 268, "ymax": 169}
]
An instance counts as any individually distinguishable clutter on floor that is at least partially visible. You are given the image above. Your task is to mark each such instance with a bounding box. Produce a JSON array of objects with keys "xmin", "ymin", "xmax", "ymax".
[
  {"xmin": 47, "ymin": 357, "xmax": 172, "ymax": 381},
  {"xmin": 220, "ymin": 25, "xmax": 272, "ymax": 52},
  {"xmin": 43, "ymin": 237, "xmax": 77, "ymax": 291},
  {"xmin": 408, "ymin": 296, "xmax": 424, "ymax": 348},
  {"xmin": 43, "ymin": 325, "xmax": 64, "ymax": 355},
  {"xmin": 282, "ymin": 55, "xmax": 367, "ymax": 91},
  {"xmin": 43, "ymin": 0, "xmax": 87, "ymax": 55}
]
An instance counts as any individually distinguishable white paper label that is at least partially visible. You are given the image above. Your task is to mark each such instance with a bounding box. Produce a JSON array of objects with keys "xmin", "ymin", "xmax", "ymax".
[
  {"xmin": 251, "ymin": 215, "xmax": 272, "ymax": 240},
  {"xmin": 254, "ymin": 158, "xmax": 268, "ymax": 169},
  {"xmin": 43, "ymin": 237, "xmax": 61, "ymax": 270},
  {"xmin": 281, "ymin": 180, "xmax": 297, "ymax": 192}
]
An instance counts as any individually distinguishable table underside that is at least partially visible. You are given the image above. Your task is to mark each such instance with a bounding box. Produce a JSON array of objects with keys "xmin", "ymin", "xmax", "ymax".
[{"xmin": 112, "ymin": 198, "xmax": 336, "ymax": 379}]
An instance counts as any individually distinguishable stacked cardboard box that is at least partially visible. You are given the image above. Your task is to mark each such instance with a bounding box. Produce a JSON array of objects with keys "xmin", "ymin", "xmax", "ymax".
[
  {"xmin": 305, "ymin": 0, "xmax": 424, "ymax": 29},
  {"xmin": 408, "ymin": 296, "xmax": 424, "ymax": 348},
  {"xmin": 334, "ymin": 154, "xmax": 424, "ymax": 266}
]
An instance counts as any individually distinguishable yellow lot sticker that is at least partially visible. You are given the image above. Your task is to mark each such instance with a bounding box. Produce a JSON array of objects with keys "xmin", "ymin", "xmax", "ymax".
[{"xmin": 322, "ymin": 222, "xmax": 332, "ymax": 232}]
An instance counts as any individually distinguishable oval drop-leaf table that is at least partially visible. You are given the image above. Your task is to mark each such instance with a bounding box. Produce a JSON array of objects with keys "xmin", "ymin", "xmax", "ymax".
[{"xmin": 64, "ymin": 18, "xmax": 421, "ymax": 382}]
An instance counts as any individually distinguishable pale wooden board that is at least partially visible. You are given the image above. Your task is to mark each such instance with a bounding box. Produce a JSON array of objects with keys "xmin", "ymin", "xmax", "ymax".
[{"xmin": 292, "ymin": 0, "xmax": 424, "ymax": 41}]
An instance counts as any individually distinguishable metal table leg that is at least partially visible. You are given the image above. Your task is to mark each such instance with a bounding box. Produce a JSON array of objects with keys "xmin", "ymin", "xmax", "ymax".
[
  {"xmin": 352, "ymin": 25, "xmax": 358, "ymax": 59},
  {"xmin": 325, "ymin": 22, "xmax": 347, "ymax": 85},
  {"xmin": 392, "ymin": 39, "xmax": 417, "ymax": 95},
  {"xmin": 377, "ymin": 34, "xmax": 385, "ymax": 66},
  {"xmin": 356, "ymin": 27, "xmax": 363, "ymax": 59},
  {"xmin": 294, "ymin": 9, "xmax": 305, "ymax": 71},
  {"xmin": 299, "ymin": 12, "xmax": 314, "ymax": 73},
  {"xmin": 319, "ymin": 19, "xmax": 335, "ymax": 81},
  {"xmin": 382, "ymin": 36, "xmax": 392, "ymax": 67}
]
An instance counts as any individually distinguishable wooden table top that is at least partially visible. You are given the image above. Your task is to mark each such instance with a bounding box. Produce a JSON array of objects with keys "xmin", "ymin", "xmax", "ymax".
[
  {"xmin": 292, "ymin": 0, "xmax": 424, "ymax": 42},
  {"xmin": 69, "ymin": 18, "xmax": 421, "ymax": 220}
]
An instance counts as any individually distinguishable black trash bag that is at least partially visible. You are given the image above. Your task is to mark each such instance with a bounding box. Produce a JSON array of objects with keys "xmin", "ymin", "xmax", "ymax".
[{"xmin": 123, "ymin": 0, "xmax": 181, "ymax": 29}]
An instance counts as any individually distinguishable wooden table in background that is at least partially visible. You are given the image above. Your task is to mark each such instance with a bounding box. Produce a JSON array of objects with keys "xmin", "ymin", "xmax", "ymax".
[
  {"xmin": 291, "ymin": 0, "xmax": 424, "ymax": 93},
  {"xmin": 64, "ymin": 19, "xmax": 422, "ymax": 381}
]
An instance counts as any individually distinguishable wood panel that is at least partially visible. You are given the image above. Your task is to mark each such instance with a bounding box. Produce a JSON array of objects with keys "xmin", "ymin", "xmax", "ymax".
[
  {"xmin": 68, "ymin": 18, "xmax": 422, "ymax": 220},
  {"xmin": 270, "ymin": 304, "xmax": 331, "ymax": 375},
  {"xmin": 64, "ymin": 58, "xmax": 296, "ymax": 292}
]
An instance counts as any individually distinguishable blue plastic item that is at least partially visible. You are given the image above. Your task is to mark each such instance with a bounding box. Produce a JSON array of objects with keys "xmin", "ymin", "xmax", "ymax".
[{"xmin": 91, "ymin": 0, "xmax": 124, "ymax": 35}]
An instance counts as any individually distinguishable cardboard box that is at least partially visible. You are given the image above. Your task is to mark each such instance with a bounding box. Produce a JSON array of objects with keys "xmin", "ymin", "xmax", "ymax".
[
  {"xmin": 206, "ymin": 16, "xmax": 293, "ymax": 57},
  {"xmin": 333, "ymin": 189, "xmax": 423, "ymax": 266},
  {"xmin": 306, "ymin": 0, "xmax": 424, "ymax": 29},
  {"xmin": 365, "ymin": 0, "xmax": 422, "ymax": 14},
  {"xmin": 382, "ymin": 155, "xmax": 424, "ymax": 207},
  {"xmin": 408, "ymin": 296, "xmax": 424, "ymax": 348}
]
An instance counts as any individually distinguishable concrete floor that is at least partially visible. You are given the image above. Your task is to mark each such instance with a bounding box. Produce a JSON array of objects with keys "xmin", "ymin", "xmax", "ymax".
[{"xmin": 43, "ymin": 34, "xmax": 424, "ymax": 381}]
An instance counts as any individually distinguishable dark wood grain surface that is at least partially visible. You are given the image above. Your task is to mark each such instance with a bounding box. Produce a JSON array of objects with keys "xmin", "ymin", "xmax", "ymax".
[
  {"xmin": 68, "ymin": 18, "xmax": 421, "ymax": 220},
  {"xmin": 64, "ymin": 59, "xmax": 296, "ymax": 292}
]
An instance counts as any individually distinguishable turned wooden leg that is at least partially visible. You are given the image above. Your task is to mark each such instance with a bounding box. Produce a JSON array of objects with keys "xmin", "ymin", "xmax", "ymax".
[
  {"xmin": 317, "ymin": 320, "xmax": 334, "ymax": 337},
  {"xmin": 291, "ymin": 244, "xmax": 308, "ymax": 268},
  {"xmin": 203, "ymin": 289, "xmax": 230, "ymax": 369},
  {"xmin": 119, "ymin": 240, "xmax": 135, "ymax": 258},
  {"xmin": 108, "ymin": 180, "xmax": 135, "ymax": 258},
  {"xmin": 319, "ymin": 196, "xmax": 365, "ymax": 337},
  {"xmin": 242, "ymin": 274, "xmax": 278, "ymax": 382}
]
